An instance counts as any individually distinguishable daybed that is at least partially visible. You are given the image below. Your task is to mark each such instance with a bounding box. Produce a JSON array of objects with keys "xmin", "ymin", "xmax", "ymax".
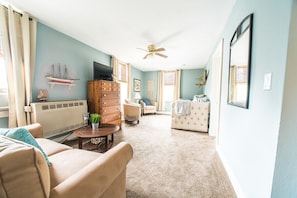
[
  {"xmin": 0, "ymin": 123, "xmax": 133, "ymax": 198},
  {"xmin": 171, "ymin": 101, "xmax": 210, "ymax": 132}
]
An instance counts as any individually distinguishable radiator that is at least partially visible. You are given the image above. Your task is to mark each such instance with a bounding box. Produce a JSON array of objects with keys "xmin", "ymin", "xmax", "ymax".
[{"xmin": 30, "ymin": 100, "xmax": 87, "ymax": 138}]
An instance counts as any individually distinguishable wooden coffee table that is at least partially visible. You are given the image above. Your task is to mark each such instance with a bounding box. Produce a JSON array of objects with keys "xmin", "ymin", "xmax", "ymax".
[{"xmin": 73, "ymin": 123, "xmax": 120, "ymax": 152}]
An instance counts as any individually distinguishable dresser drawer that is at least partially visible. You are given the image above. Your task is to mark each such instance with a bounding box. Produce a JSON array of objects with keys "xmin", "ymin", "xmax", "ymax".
[
  {"xmin": 101, "ymin": 112, "xmax": 121, "ymax": 123},
  {"xmin": 101, "ymin": 98, "xmax": 120, "ymax": 107},
  {"xmin": 101, "ymin": 106, "xmax": 120, "ymax": 115},
  {"xmin": 101, "ymin": 81, "xmax": 120, "ymax": 91},
  {"xmin": 106, "ymin": 119, "xmax": 122, "ymax": 127},
  {"xmin": 101, "ymin": 91, "xmax": 120, "ymax": 99}
]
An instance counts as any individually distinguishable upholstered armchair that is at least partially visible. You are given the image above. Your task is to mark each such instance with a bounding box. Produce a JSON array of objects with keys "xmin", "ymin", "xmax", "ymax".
[
  {"xmin": 140, "ymin": 99, "xmax": 158, "ymax": 115},
  {"xmin": 123, "ymin": 101, "xmax": 141, "ymax": 124}
]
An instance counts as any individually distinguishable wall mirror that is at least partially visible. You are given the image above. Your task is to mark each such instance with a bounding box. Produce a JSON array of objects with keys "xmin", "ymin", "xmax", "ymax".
[{"xmin": 228, "ymin": 14, "xmax": 253, "ymax": 109}]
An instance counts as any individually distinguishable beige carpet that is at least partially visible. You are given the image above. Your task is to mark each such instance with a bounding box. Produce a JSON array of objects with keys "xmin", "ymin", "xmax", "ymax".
[{"xmin": 112, "ymin": 114, "xmax": 237, "ymax": 198}]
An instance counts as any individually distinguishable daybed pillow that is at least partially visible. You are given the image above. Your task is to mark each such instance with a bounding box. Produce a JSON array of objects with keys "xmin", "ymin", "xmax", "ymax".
[
  {"xmin": 143, "ymin": 99, "xmax": 152, "ymax": 105},
  {"xmin": 0, "ymin": 127, "xmax": 51, "ymax": 166}
]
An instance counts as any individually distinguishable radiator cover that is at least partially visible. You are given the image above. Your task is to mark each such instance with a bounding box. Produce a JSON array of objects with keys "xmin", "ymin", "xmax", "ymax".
[{"xmin": 30, "ymin": 100, "xmax": 87, "ymax": 138}]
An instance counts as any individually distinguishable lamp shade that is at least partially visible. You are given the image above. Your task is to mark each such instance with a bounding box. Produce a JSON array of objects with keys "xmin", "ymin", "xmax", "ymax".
[{"xmin": 134, "ymin": 92, "xmax": 141, "ymax": 100}]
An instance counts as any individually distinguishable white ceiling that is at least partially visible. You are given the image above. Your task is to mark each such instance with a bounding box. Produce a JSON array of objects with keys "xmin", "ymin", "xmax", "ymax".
[{"xmin": 1, "ymin": 0, "xmax": 235, "ymax": 71}]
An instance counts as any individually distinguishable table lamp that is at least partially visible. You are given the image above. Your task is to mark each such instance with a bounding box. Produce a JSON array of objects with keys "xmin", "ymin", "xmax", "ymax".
[{"xmin": 134, "ymin": 92, "xmax": 141, "ymax": 103}]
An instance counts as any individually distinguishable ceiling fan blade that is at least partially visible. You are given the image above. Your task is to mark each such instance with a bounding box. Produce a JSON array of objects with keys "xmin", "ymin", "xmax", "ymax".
[
  {"xmin": 137, "ymin": 47, "xmax": 148, "ymax": 52},
  {"xmin": 154, "ymin": 48, "xmax": 165, "ymax": 52},
  {"xmin": 155, "ymin": 53, "xmax": 168, "ymax": 58},
  {"xmin": 143, "ymin": 53, "xmax": 152, "ymax": 59}
]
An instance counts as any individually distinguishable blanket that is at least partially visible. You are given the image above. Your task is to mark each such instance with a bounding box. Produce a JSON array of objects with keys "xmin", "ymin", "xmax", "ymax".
[{"xmin": 174, "ymin": 100, "xmax": 191, "ymax": 115}]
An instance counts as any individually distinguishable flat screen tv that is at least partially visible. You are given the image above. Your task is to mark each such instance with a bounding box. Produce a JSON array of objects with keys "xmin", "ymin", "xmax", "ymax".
[{"xmin": 93, "ymin": 61, "xmax": 113, "ymax": 81}]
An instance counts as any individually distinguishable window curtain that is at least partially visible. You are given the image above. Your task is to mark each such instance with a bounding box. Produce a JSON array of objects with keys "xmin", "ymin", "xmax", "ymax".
[
  {"xmin": 127, "ymin": 63, "xmax": 131, "ymax": 100},
  {"xmin": 0, "ymin": 5, "xmax": 36, "ymax": 127},
  {"xmin": 157, "ymin": 71, "xmax": 164, "ymax": 111},
  {"xmin": 173, "ymin": 69, "xmax": 181, "ymax": 100},
  {"xmin": 111, "ymin": 55, "xmax": 119, "ymax": 82}
]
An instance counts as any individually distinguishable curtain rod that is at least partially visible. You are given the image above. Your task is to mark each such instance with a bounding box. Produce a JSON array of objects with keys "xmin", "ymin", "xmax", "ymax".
[{"xmin": 2, "ymin": 4, "xmax": 33, "ymax": 21}]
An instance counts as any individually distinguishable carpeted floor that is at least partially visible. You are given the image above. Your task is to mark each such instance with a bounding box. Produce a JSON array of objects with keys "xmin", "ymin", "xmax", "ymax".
[{"xmin": 112, "ymin": 114, "xmax": 237, "ymax": 198}]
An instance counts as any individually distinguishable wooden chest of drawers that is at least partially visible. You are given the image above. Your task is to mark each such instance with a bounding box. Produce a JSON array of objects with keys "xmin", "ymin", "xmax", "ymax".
[{"xmin": 88, "ymin": 80, "xmax": 121, "ymax": 128}]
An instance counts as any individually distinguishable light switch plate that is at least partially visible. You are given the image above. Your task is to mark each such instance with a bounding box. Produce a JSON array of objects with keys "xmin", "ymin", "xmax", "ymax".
[{"xmin": 264, "ymin": 73, "xmax": 272, "ymax": 90}]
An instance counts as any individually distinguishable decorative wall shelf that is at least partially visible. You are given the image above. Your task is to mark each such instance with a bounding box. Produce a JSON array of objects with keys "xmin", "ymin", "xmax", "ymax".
[
  {"xmin": 46, "ymin": 76, "xmax": 78, "ymax": 89},
  {"xmin": 196, "ymin": 70, "xmax": 208, "ymax": 87}
]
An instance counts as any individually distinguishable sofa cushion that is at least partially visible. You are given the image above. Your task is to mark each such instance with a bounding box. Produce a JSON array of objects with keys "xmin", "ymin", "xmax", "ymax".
[
  {"xmin": 0, "ymin": 128, "xmax": 51, "ymax": 166},
  {"xmin": 36, "ymin": 138, "xmax": 72, "ymax": 156},
  {"xmin": 0, "ymin": 136, "xmax": 50, "ymax": 198}
]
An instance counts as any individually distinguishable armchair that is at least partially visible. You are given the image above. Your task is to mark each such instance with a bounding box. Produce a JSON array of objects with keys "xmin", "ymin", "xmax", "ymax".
[
  {"xmin": 123, "ymin": 103, "xmax": 141, "ymax": 124},
  {"xmin": 140, "ymin": 99, "xmax": 158, "ymax": 115}
]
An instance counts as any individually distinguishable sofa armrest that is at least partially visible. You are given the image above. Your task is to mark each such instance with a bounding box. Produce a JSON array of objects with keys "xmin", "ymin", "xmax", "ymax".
[
  {"xmin": 49, "ymin": 142, "xmax": 133, "ymax": 198},
  {"xmin": 20, "ymin": 123, "xmax": 44, "ymax": 138},
  {"xmin": 151, "ymin": 101, "xmax": 158, "ymax": 107},
  {"xmin": 140, "ymin": 100, "xmax": 146, "ymax": 107}
]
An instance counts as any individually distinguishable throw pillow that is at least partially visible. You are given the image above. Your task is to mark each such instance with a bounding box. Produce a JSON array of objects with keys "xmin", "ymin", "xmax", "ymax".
[
  {"xmin": 143, "ymin": 99, "xmax": 152, "ymax": 106},
  {"xmin": 0, "ymin": 128, "xmax": 51, "ymax": 166}
]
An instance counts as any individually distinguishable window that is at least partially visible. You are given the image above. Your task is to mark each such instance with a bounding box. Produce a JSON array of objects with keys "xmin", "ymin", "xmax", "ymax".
[
  {"xmin": 0, "ymin": 38, "xmax": 9, "ymax": 117},
  {"xmin": 117, "ymin": 61, "xmax": 129, "ymax": 113},
  {"xmin": 162, "ymin": 71, "xmax": 175, "ymax": 112},
  {"xmin": 118, "ymin": 62, "xmax": 127, "ymax": 82}
]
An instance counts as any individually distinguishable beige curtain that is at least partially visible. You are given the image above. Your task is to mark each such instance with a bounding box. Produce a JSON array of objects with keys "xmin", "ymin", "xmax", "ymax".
[
  {"xmin": 173, "ymin": 69, "xmax": 181, "ymax": 100},
  {"xmin": 111, "ymin": 55, "xmax": 119, "ymax": 82},
  {"xmin": 127, "ymin": 63, "xmax": 131, "ymax": 100},
  {"xmin": 0, "ymin": 5, "xmax": 36, "ymax": 127},
  {"xmin": 157, "ymin": 71, "xmax": 164, "ymax": 111}
]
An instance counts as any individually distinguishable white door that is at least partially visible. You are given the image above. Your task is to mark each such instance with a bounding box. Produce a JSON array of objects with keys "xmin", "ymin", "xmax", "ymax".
[{"xmin": 209, "ymin": 39, "xmax": 223, "ymax": 140}]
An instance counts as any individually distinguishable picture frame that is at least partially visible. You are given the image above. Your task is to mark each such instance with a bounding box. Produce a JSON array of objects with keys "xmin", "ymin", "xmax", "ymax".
[{"xmin": 134, "ymin": 78, "xmax": 141, "ymax": 92}]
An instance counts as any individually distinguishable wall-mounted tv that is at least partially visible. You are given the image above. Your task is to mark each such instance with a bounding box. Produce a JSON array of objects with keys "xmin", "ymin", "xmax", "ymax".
[{"xmin": 93, "ymin": 61, "xmax": 113, "ymax": 81}]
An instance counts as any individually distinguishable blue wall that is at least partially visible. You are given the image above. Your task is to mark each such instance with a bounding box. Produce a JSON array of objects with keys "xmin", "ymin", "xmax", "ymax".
[
  {"xmin": 204, "ymin": 0, "xmax": 293, "ymax": 197},
  {"xmin": 142, "ymin": 71, "xmax": 159, "ymax": 101},
  {"xmin": 180, "ymin": 69, "xmax": 204, "ymax": 100},
  {"xmin": 33, "ymin": 23, "xmax": 111, "ymax": 102},
  {"xmin": 34, "ymin": 23, "xmax": 203, "ymax": 103},
  {"xmin": 271, "ymin": 1, "xmax": 297, "ymax": 197},
  {"xmin": 130, "ymin": 66, "xmax": 144, "ymax": 102}
]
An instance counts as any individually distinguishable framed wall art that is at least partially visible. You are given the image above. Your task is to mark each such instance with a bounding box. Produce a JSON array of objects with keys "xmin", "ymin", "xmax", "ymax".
[{"xmin": 134, "ymin": 78, "xmax": 141, "ymax": 92}]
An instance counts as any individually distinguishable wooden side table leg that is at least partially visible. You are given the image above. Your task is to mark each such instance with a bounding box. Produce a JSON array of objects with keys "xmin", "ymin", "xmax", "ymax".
[
  {"xmin": 105, "ymin": 136, "xmax": 108, "ymax": 151},
  {"xmin": 78, "ymin": 137, "xmax": 82, "ymax": 149}
]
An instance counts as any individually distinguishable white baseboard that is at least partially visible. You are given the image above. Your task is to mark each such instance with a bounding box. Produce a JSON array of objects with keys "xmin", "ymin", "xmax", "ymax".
[{"xmin": 217, "ymin": 146, "xmax": 246, "ymax": 198}]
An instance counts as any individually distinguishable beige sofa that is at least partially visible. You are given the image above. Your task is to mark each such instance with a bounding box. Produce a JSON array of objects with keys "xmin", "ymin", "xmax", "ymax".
[
  {"xmin": 171, "ymin": 101, "xmax": 210, "ymax": 132},
  {"xmin": 0, "ymin": 123, "xmax": 133, "ymax": 198}
]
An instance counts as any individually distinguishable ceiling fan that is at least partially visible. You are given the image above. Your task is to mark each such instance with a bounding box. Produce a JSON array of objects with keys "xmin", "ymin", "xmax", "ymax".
[{"xmin": 137, "ymin": 44, "xmax": 168, "ymax": 59}]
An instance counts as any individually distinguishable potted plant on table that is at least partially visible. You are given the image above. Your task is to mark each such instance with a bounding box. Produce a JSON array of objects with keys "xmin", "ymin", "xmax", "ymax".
[{"xmin": 90, "ymin": 113, "xmax": 100, "ymax": 130}]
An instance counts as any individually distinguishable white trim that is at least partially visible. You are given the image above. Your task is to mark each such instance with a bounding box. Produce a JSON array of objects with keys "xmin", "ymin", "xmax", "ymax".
[
  {"xmin": 0, "ymin": 109, "xmax": 8, "ymax": 118},
  {"xmin": 216, "ymin": 146, "xmax": 245, "ymax": 198}
]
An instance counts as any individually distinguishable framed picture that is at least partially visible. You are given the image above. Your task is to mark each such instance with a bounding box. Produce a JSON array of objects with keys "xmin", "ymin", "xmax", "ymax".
[{"xmin": 134, "ymin": 78, "xmax": 141, "ymax": 92}]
